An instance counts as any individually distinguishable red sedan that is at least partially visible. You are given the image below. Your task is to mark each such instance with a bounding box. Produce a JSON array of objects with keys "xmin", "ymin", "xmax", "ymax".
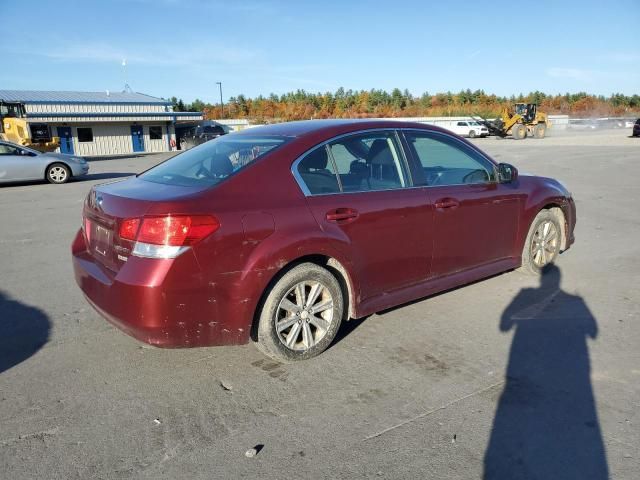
[{"xmin": 72, "ymin": 120, "xmax": 575, "ymax": 361}]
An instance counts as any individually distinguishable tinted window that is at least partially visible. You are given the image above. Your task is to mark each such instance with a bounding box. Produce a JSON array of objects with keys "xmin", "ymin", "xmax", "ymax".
[
  {"xmin": 149, "ymin": 126, "xmax": 163, "ymax": 140},
  {"xmin": 78, "ymin": 127, "xmax": 93, "ymax": 142},
  {"xmin": 0, "ymin": 144, "xmax": 20, "ymax": 155},
  {"xmin": 405, "ymin": 131, "xmax": 495, "ymax": 186},
  {"xmin": 141, "ymin": 135, "xmax": 288, "ymax": 187},
  {"xmin": 327, "ymin": 131, "xmax": 406, "ymax": 192},
  {"xmin": 297, "ymin": 146, "xmax": 340, "ymax": 195}
]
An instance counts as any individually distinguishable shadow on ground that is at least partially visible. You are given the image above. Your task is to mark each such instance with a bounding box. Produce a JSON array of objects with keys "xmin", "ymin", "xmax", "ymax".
[
  {"xmin": 0, "ymin": 291, "xmax": 50, "ymax": 374},
  {"xmin": 78, "ymin": 172, "xmax": 135, "ymax": 181},
  {"xmin": 484, "ymin": 265, "xmax": 608, "ymax": 479}
]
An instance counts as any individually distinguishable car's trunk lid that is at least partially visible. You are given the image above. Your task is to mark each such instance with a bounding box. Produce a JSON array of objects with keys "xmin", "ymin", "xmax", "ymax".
[{"xmin": 83, "ymin": 177, "xmax": 208, "ymax": 272}]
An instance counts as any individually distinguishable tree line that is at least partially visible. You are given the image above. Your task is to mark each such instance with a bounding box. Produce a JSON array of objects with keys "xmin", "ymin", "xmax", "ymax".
[{"xmin": 168, "ymin": 89, "xmax": 640, "ymax": 122}]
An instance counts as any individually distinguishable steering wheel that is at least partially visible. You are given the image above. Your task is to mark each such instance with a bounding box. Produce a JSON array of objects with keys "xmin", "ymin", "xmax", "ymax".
[
  {"xmin": 463, "ymin": 169, "xmax": 488, "ymax": 184},
  {"xmin": 195, "ymin": 165, "xmax": 214, "ymax": 179}
]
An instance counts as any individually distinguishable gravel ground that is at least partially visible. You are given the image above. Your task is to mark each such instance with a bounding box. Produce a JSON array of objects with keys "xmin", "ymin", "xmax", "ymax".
[{"xmin": 0, "ymin": 129, "xmax": 638, "ymax": 479}]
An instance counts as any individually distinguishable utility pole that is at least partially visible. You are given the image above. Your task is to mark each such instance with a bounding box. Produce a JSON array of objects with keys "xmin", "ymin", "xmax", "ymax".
[{"xmin": 216, "ymin": 82, "xmax": 224, "ymax": 117}]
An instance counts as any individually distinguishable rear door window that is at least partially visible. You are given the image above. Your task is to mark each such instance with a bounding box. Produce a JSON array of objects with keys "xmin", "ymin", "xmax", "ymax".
[
  {"xmin": 327, "ymin": 131, "xmax": 407, "ymax": 192},
  {"xmin": 296, "ymin": 146, "xmax": 341, "ymax": 195}
]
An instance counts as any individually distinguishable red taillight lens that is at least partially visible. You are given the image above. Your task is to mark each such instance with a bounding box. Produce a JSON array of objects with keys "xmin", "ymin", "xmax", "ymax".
[
  {"xmin": 125, "ymin": 215, "xmax": 219, "ymax": 246},
  {"xmin": 84, "ymin": 217, "xmax": 92, "ymax": 243},
  {"xmin": 119, "ymin": 218, "xmax": 140, "ymax": 241}
]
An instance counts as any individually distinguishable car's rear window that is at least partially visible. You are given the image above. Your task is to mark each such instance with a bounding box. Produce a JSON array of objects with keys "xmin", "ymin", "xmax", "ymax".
[{"xmin": 140, "ymin": 135, "xmax": 289, "ymax": 187}]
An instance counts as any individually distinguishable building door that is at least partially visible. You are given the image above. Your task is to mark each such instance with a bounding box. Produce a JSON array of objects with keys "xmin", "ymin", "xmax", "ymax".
[
  {"xmin": 58, "ymin": 127, "xmax": 74, "ymax": 154},
  {"xmin": 131, "ymin": 125, "xmax": 145, "ymax": 152}
]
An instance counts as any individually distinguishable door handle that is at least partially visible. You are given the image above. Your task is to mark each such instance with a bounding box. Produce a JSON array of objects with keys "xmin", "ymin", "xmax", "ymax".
[
  {"xmin": 326, "ymin": 208, "xmax": 359, "ymax": 223},
  {"xmin": 434, "ymin": 198, "xmax": 460, "ymax": 209}
]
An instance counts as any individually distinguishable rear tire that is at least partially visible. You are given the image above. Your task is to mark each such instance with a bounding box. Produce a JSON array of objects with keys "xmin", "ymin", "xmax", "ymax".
[
  {"xmin": 46, "ymin": 163, "xmax": 71, "ymax": 184},
  {"xmin": 534, "ymin": 123, "xmax": 546, "ymax": 139},
  {"xmin": 254, "ymin": 263, "xmax": 344, "ymax": 362},
  {"xmin": 512, "ymin": 124, "xmax": 526, "ymax": 140},
  {"xmin": 519, "ymin": 210, "xmax": 562, "ymax": 275}
]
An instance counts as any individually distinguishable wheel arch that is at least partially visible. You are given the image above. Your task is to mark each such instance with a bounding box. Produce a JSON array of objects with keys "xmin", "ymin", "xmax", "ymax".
[
  {"xmin": 249, "ymin": 253, "xmax": 357, "ymax": 342},
  {"xmin": 540, "ymin": 203, "xmax": 568, "ymax": 251}
]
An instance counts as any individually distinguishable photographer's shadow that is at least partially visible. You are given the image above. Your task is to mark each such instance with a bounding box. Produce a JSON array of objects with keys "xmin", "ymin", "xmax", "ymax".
[
  {"xmin": 484, "ymin": 265, "xmax": 608, "ymax": 479},
  {"xmin": 0, "ymin": 291, "xmax": 50, "ymax": 374}
]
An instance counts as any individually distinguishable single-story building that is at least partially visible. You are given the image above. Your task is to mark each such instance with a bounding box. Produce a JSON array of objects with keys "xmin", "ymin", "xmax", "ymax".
[{"xmin": 0, "ymin": 90, "xmax": 203, "ymax": 156}]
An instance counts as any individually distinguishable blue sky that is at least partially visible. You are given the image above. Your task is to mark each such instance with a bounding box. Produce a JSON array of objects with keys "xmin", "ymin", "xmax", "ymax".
[{"xmin": 1, "ymin": 0, "xmax": 638, "ymax": 103}]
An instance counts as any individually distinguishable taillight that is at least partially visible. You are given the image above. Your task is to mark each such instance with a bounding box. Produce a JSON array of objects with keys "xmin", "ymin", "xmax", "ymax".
[
  {"xmin": 119, "ymin": 218, "xmax": 140, "ymax": 241},
  {"xmin": 120, "ymin": 215, "xmax": 219, "ymax": 259},
  {"xmin": 84, "ymin": 217, "xmax": 92, "ymax": 243}
]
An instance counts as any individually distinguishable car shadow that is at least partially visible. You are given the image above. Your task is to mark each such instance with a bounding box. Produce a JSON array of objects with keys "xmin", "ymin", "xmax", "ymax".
[
  {"xmin": 483, "ymin": 265, "xmax": 608, "ymax": 479},
  {"xmin": 0, "ymin": 290, "xmax": 51, "ymax": 374},
  {"xmin": 75, "ymin": 172, "xmax": 135, "ymax": 182}
]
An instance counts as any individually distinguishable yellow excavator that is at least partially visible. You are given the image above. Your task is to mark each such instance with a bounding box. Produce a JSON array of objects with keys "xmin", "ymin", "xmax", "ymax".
[
  {"xmin": 0, "ymin": 100, "xmax": 59, "ymax": 151},
  {"xmin": 473, "ymin": 103, "xmax": 550, "ymax": 139}
]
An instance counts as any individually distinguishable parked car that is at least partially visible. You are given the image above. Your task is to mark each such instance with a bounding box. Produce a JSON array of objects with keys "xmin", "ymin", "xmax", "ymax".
[
  {"xmin": 633, "ymin": 118, "xmax": 640, "ymax": 137},
  {"xmin": 72, "ymin": 120, "xmax": 576, "ymax": 361},
  {"xmin": 176, "ymin": 121, "xmax": 228, "ymax": 150},
  {"xmin": 568, "ymin": 119, "xmax": 598, "ymax": 130},
  {"xmin": 445, "ymin": 120, "xmax": 489, "ymax": 138},
  {"xmin": 0, "ymin": 140, "xmax": 89, "ymax": 184}
]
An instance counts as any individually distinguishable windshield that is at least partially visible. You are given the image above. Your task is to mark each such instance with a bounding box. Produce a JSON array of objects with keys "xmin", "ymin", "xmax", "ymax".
[{"xmin": 140, "ymin": 134, "xmax": 289, "ymax": 187}]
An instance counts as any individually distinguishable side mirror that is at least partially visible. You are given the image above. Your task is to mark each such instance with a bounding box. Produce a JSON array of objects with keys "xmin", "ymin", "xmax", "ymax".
[{"xmin": 498, "ymin": 163, "xmax": 518, "ymax": 183}]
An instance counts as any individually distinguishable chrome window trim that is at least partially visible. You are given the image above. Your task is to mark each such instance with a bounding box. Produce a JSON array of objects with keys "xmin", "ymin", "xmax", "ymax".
[
  {"xmin": 291, "ymin": 128, "xmax": 413, "ymax": 197},
  {"xmin": 290, "ymin": 126, "xmax": 500, "ymax": 197}
]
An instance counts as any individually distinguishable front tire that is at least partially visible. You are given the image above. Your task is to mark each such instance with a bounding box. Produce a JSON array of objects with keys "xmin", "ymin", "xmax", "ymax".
[
  {"xmin": 520, "ymin": 210, "xmax": 562, "ymax": 275},
  {"xmin": 512, "ymin": 124, "xmax": 527, "ymax": 140},
  {"xmin": 46, "ymin": 163, "xmax": 71, "ymax": 184},
  {"xmin": 255, "ymin": 263, "xmax": 344, "ymax": 362},
  {"xmin": 468, "ymin": 130, "xmax": 476, "ymax": 138},
  {"xmin": 534, "ymin": 123, "xmax": 546, "ymax": 139}
]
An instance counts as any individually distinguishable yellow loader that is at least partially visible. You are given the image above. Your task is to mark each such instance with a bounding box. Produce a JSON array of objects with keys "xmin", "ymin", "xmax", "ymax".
[
  {"xmin": 0, "ymin": 101, "xmax": 59, "ymax": 151},
  {"xmin": 473, "ymin": 103, "xmax": 551, "ymax": 140}
]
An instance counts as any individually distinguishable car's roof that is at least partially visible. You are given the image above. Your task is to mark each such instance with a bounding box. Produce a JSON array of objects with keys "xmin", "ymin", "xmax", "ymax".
[{"xmin": 233, "ymin": 119, "xmax": 447, "ymax": 138}]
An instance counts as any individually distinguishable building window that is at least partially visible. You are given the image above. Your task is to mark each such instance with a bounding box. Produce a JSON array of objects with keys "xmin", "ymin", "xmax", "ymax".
[
  {"xmin": 149, "ymin": 126, "xmax": 163, "ymax": 140},
  {"xmin": 77, "ymin": 127, "xmax": 94, "ymax": 142}
]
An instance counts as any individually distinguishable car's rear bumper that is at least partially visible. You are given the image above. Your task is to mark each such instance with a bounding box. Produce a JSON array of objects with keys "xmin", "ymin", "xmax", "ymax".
[{"xmin": 71, "ymin": 229, "xmax": 251, "ymax": 348}]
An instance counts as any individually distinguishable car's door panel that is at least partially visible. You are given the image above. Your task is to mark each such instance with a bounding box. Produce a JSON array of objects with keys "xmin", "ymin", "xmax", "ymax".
[
  {"xmin": 0, "ymin": 148, "xmax": 43, "ymax": 182},
  {"xmin": 295, "ymin": 131, "xmax": 435, "ymax": 301},
  {"xmin": 401, "ymin": 130, "xmax": 521, "ymax": 278},
  {"xmin": 305, "ymin": 189, "xmax": 434, "ymax": 300}
]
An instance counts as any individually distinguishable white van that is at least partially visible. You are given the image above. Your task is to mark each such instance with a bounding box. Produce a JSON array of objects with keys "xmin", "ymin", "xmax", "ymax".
[{"xmin": 444, "ymin": 120, "xmax": 489, "ymax": 138}]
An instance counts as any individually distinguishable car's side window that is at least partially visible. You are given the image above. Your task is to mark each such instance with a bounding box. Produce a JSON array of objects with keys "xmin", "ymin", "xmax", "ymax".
[
  {"xmin": 404, "ymin": 131, "xmax": 496, "ymax": 186},
  {"xmin": 327, "ymin": 131, "xmax": 407, "ymax": 192},
  {"xmin": 296, "ymin": 146, "xmax": 341, "ymax": 195},
  {"xmin": 0, "ymin": 144, "xmax": 19, "ymax": 156}
]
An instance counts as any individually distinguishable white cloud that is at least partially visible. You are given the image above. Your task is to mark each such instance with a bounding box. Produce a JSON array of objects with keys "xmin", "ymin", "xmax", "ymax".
[{"xmin": 22, "ymin": 42, "xmax": 260, "ymax": 68}]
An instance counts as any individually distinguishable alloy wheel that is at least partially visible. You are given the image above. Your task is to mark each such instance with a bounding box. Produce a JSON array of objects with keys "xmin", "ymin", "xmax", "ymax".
[
  {"xmin": 531, "ymin": 220, "xmax": 559, "ymax": 267},
  {"xmin": 275, "ymin": 281, "xmax": 334, "ymax": 351},
  {"xmin": 49, "ymin": 166, "xmax": 68, "ymax": 183}
]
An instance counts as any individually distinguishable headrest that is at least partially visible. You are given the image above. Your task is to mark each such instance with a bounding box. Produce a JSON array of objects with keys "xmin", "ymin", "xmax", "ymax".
[
  {"xmin": 368, "ymin": 139, "xmax": 395, "ymax": 166},
  {"xmin": 303, "ymin": 148, "xmax": 328, "ymax": 170},
  {"xmin": 211, "ymin": 156, "xmax": 234, "ymax": 177}
]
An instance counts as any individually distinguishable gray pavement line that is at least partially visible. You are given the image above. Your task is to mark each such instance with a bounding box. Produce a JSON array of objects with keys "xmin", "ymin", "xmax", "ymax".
[{"xmin": 363, "ymin": 380, "xmax": 505, "ymax": 441}]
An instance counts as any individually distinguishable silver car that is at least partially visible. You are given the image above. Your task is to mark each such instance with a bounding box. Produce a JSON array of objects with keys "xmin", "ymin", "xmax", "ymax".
[{"xmin": 0, "ymin": 141, "xmax": 89, "ymax": 184}]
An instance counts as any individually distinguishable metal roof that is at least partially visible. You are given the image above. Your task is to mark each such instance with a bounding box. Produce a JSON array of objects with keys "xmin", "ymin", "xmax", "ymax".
[{"xmin": 0, "ymin": 90, "xmax": 170, "ymax": 105}]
